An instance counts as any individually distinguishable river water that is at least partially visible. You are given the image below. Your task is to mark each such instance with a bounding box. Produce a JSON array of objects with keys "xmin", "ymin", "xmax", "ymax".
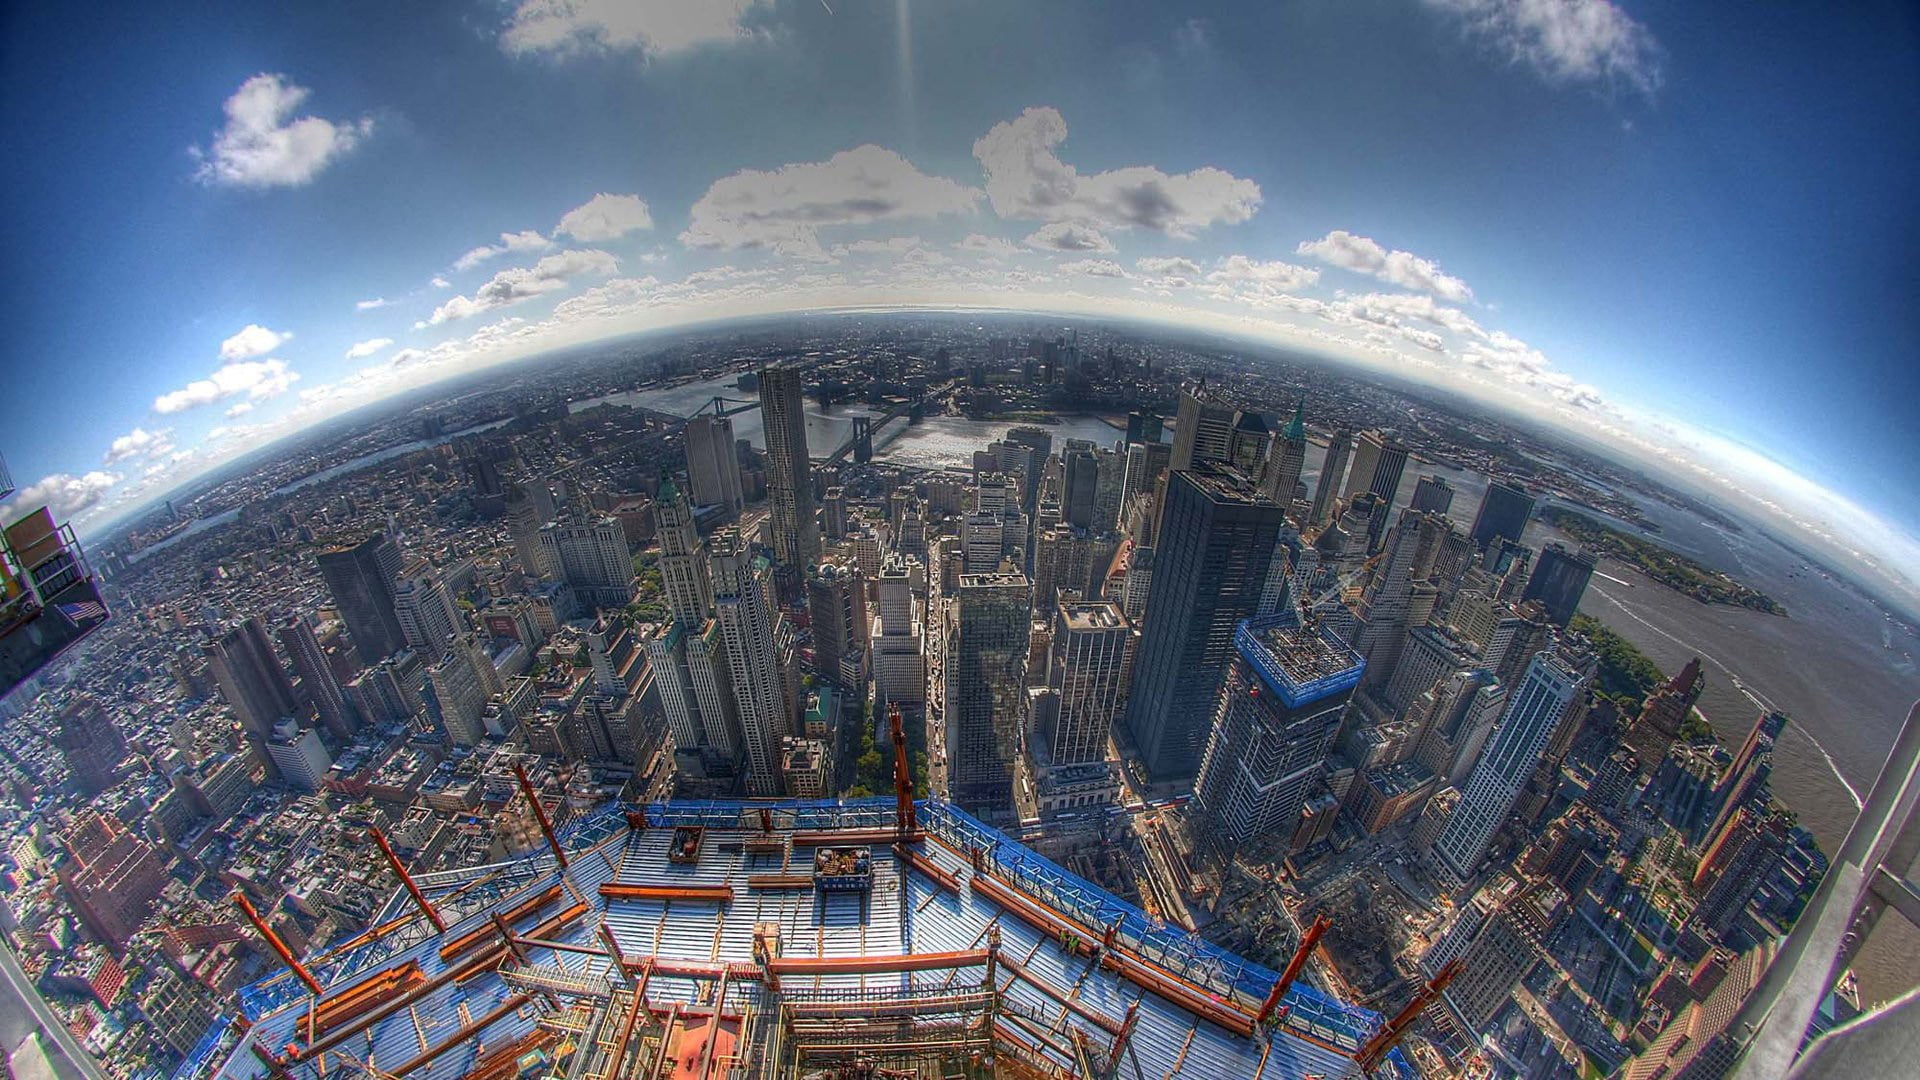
[{"xmin": 571, "ymin": 375, "xmax": 1127, "ymax": 468}]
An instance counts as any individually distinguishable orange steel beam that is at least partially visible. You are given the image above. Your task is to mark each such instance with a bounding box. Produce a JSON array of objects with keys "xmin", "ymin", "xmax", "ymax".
[
  {"xmin": 512, "ymin": 761, "xmax": 567, "ymax": 869},
  {"xmin": 599, "ymin": 882, "xmax": 734, "ymax": 902},
  {"xmin": 1356, "ymin": 958, "xmax": 1462, "ymax": 1073},
  {"xmin": 1259, "ymin": 912, "xmax": 1331, "ymax": 1024},
  {"xmin": 389, "ymin": 991, "xmax": 531, "ymax": 1076},
  {"xmin": 292, "ymin": 942, "xmax": 513, "ymax": 1062},
  {"xmin": 438, "ymin": 883, "xmax": 562, "ymax": 963},
  {"xmin": 601, "ymin": 973, "xmax": 651, "ymax": 1080},
  {"xmin": 790, "ymin": 828, "xmax": 909, "ymax": 846},
  {"xmin": 889, "ymin": 702, "xmax": 916, "ymax": 837},
  {"xmin": 368, "ymin": 827, "xmax": 445, "ymax": 933},
  {"xmin": 313, "ymin": 961, "xmax": 423, "ymax": 1034},
  {"xmin": 233, "ymin": 892, "xmax": 321, "ymax": 997},
  {"xmin": 766, "ymin": 949, "xmax": 989, "ymax": 977}
]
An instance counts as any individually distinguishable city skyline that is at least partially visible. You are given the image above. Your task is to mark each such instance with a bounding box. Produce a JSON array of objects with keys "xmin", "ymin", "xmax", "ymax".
[{"xmin": 1, "ymin": 1, "xmax": 1917, "ymax": 616}]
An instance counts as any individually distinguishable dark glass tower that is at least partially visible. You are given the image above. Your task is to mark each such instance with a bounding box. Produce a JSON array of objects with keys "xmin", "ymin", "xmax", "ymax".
[
  {"xmin": 1522, "ymin": 542, "xmax": 1597, "ymax": 627},
  {"xmin": 759, "ymin": 363, "xmax": 820, "ymax": 571},
  {"xmin": 316, "ymin": 533, "xmax": 406, "ymax": 666},
  {"xmin": 1470, "ymin": 479, "xmax": 1536, "ymax": 550},
  {"xmin": 1122, "ymin": 465, "xmax": 1284, "ymax": 782}
]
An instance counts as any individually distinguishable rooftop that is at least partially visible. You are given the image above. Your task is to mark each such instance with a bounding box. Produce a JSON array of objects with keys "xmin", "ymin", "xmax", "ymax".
[
  {"xmin": 222, "ymin": 798, "xmax": 1408, "ymax": 1080},
  {"xmin": 1238, "ymin": 612, "xmax": 1366, "ymax": 709}
]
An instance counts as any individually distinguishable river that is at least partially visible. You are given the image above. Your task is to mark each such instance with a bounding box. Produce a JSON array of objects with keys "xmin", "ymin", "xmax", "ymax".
[{"xmin": 570, "ymin": 375, "xmax": 1128, "ymax": 467}]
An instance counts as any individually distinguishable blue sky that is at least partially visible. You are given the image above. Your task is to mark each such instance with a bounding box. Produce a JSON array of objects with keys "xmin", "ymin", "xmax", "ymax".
[{"xmin": 1, "ymin": 1, "xmax": 1916, "ymax": 599}]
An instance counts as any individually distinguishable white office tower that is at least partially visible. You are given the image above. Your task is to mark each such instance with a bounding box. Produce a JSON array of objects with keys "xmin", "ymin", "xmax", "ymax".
[
  {"xmin": 1169, "ymin": 383, "xmax": 1236, "ymax": 472},
  {"xmin": 540, "ymin": 516, "xmax": 633, "ymax": 610},
  {"xmin": 975, "ymin": 472, "xmax": 1011, "ymax": 516},
  {"xmin": 654, "ymin": 477, "xmax": 713, "ymax": 626},
  {"xmin": 962, "ymin": 512, "xmax": 1005, "ymax": 573},
  {"xmin": 1044, "ymin": 603, "xmax": 1133, "ymax": 765},
  {"xmin": 684, "ymin": 413, "xmax": 743, "ymax": 513},
  {"xmin": 393, "ymin": 570, "xmax": 462, "ymax": 653},
  {"xmin": 871, "ymin": 556, "xmax": 924, "ymax": 706},
  {"xmin": 1432, "ymin": 647, "xmax": 1590, "ymax": 881},
  {"xmin": 711, "ymin": 529, "xmax": 790, "ymax": 795},
  {"xmin": 429, "ymin": 643, "xmax": 489, "ymax": 747},
  {"xmin": 265, "ymin": 719, "xmax": 332, "ymax": 792},
  {"xmin": 1412, "ymin": 670, "xmax": 1507, "ymax": 787}
]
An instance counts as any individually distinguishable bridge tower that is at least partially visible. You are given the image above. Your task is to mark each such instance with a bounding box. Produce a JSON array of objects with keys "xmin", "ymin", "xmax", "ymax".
[{"xmin": 851, "ymin": 416, "xmax": 874, "ymax": 464}]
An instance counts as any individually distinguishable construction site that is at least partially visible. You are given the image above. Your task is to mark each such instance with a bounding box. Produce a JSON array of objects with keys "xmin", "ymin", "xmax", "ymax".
[{"xmin": 215, "ymin": 718, "xmax": 1435, "ymax": 1080}]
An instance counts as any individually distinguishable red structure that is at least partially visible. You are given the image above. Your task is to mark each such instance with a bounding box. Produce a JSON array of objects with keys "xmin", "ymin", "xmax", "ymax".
[
  {"xmin": 232, "ymin": 893, "xmax": 321, "ymax": 997},
  {"xmin": 889, "ymin": 702, "xmax": 917, "ymax": 837},
  {"xmin": 512, "ymin": 760, "xmax": 568, "ymax": 869},
  {"xmin": 1258, "ymin": 912, "xmax": 1332, "ymax": 1024},
  {"xmin": 367, "ymin": 826, "xmax": 444, "ymax": 933},
  {"xmin": 1356, "ymin": 958, "xmax": 1462, "ymax": 1073}
]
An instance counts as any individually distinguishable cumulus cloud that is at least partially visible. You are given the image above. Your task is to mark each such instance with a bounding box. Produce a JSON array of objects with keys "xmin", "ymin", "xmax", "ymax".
[
  {"xmin": 1296, "ymin": 230, "xmax": 1473, "ymax": 302},
  {"xmin": 832, "ymin": 236, "xmax": 924, "ymax": 257},
  {"xmin": 454, "ymin": 230, "xmax": 553, "ymax": 271},
  {"xmin": 1423, "ymin": 0, "xmax": 1661, "ymax": 95},
  {"xmin": 102, "ymin": 427, "xmax": 174, "ymax": 465},
  {"xmin": 1206, "ymin": 255, "xmax": 1321, "ymax": 293},
  {"xmin": 501, "ymin": 0, "xmax": 768, "ymax": 58},
  {"xmin": 973, "ymin": 107, "xmax": 1261, "ymax": 238},
  {"xmin": 424, "ymin": 249, "xmax": 618, "ymax": 324},
  {"xmin": 154, "ymin": 358, "xmax": 300, "ymax": 414},
  {"xmin": 220, "ymin": 324, "xmax": 291, "ymax": 361},
  {"xmin": 191, "ymin": 74, "xmax": 371, "ymax": 188},
  {"xmin": 556, "ymin": 193, "xmax": 654, "ymax": 241},
  {"xmin": 1135, "ymin": 256, "xmax": 1203, "ymax": 277},
  {"xmin": 431, "ymin": 275, "xmax": 451, "ymax": 289},
  {"xmin": 1024, "ymin": 222, "xmax": 1115, "ymax": 253},
  {"xmin": 224, "ymin": 401, "xmax": 256, "ymax": 418},
  {"xmin": 956, "ymin": 234, "xmax": 1023, "ymax": 258},
  {"xmin": 1058, "ymin": 259, "xmax": 1129, "ymax": 279},
  {"xmin": 4, "ymin": 472, "xmax": 120, "ymax": 518},
  {"xmin": 344, "ymin": 337, "xmax": 394, "ymax": 360},
  {"xmin": 355, "ymin": 297, "xmax": 392, "ymax": 311},
  {"xmin": 681, "ymin": 146, "xmax": 980, "ymax": 260}
]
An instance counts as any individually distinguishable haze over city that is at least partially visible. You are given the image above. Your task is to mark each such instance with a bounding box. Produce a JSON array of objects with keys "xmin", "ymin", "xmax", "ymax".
[{"xmin": 0, "ymin": 4, "xmax": 1915, "ymax": 1080}]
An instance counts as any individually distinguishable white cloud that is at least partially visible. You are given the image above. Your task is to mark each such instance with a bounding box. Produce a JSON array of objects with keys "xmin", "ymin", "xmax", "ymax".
[
  {"xmin": 956, "ymin": 234, "xmax": 1023, "ymax": 258},
  {"xmin": 355, "ymin": 297, "xmax": 392, "ymax": 311},
  {"xmin": 224, "ymin": 401, "xmax": 256, "ymax": 418},
  {"xmin": 344, "ymin": 336, "xmax": 394, "ymax": 360},
  {"xmin": 1058, "ymin": 258, "xmax": 1129, "ymax": 279},
  {"xmin": 681, "ymin": 146, "xmax": 980, "ymax": 260},
  {"xmin": 1296, "ymin": 230, "xmax": 1473, "ymax": 302},
  {"xmin": 5, "ymin": 471, "xmax": 120, "ymax": 517},
  {"xmin": 1423, "ymin": 0, "xmax": 1661, "ymax": 95},
  {"xmin": 220, "ymin": 324, "xmax": 291, "ymax": 361},
  {"xmin": 973, "ymin": 107, "xmax": 1261, "ymax": 238},
  {"xmin": 556, "ymin": 193, "xmax": 654, "ymax": 241},
  {"xmin": 424, "ymin": 249, "xmax": 619, "ymax": 324},
  {"xmin": 501, "ymin": 0, "xmax": 768, "ymax": 58},
  {"xmin": 1024, "ymin": 222, "xmax": 1115, "ymax": 253},
  {"xmin": 1207, "ymin": 255, "xmax": 1321, "ymax": 292},
  {"xmin": 153, "ymin": 358, "xmax": 300, "ymax": 414},
  {"xmin": 102, "ymin": 427, "xmax": 174, "ymax": 465},
  {"xmin": 431, "ymin": 275, "xmax": 452, "ymax": 289},
  {"xmin": 191, "ymin": 74, "xmax": 371, "ymax": 188},
  {"xmin": 454, "ymin": 230, "xmax": 553, "ymax": 271},
  {"xmin": 1136, "ymin": 256, "xmax": 1203, "ymax": 277}
]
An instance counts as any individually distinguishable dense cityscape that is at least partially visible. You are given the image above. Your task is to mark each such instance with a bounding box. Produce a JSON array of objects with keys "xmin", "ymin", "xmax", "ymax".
[{"xmin": 0, "ymin": 316, "xmax": 1900, "ymax": 1079}]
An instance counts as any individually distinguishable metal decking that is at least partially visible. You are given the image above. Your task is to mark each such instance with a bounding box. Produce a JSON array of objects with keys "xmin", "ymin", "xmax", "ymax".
[{"xmin": 224, "ymin": 798, "xmax": 1411, "ymax": 1080}]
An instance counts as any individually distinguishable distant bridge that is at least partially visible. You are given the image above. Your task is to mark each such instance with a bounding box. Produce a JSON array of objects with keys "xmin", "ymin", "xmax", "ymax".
[{"xmin": 822, "ymin": 380, "xmax": 957, "ymax": 466}]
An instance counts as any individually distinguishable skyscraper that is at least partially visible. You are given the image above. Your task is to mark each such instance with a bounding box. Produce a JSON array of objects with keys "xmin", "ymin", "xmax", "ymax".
[
  {"xmin": 1433, "ymin": 646, "xmax": 1590, "ymax": 880},
  {"xmin": 1469, "ymin": 479, "xmax": 1536, "ymax": 550},
  {"xmin": 711, "ymin": 529, "xmax": 791, "ymax": 795},
  {"xmin": 1123, "ymin": 465, "xmax": 1285, "ymax": 782},
  {"xmin": 806, "ymin": 560, "xmax": 868, "ymax": 688},
  {"xmin": 1309, "ymin": 429, "xmax": 1352, "ymax": 526},
  {"xmin": 1342, "ymin": 431, "xmax": 1410, "ymax": 550},
  {"xmin": 1522, "ymin": 542, "xmax": 1597, "ymax": 628},
  {"xmin": 205, "ymin": 616, "xmax": 297, "ymax": 739},
  {"xmin": 1262, "ymin": 400, "xmax": 1308, "ymax": 512},
  {"xmin": 1061, "ymin": 446, "xmax": 1099, "ymax": 529},
  {"xmin": 280, "ymin": 616, "xmax": 354, "ymax": 739},
  {"xmin": 316, "ymin": 533, "xmax": 406, "ymax": 666},
  {"xmin": 684, "ymin": 413, "xmax": 744, "ymax": 513},
  {"xmin": 759, "ymin": 364, "xmax": 820, "ymax": 570},
  {"xmin": 1700, "ymin": 710, "xmax": 1789, "ymax": 851},
  {"xmin": 1624, "ymin": 656, "xmax": 1706, "ymax": 767},
  {"xmin": 1045, "ymin": 602, "xmax": 1133, "ymax": 766},
  {"xmin": 540, "ymin": 516, "xmax": 634, "ymax": 609},
  {"xmin": 1411, "ymin": 474, "xmax": 1455, "ymax": 515},
  {"xmin": 655, "ymin": 475, "xmax": 714, "ymax": 627},
  {"xmin": 1169, "ymin": 383, "xmax": 1236, "ymax": 472},
  {"xmin": 945, "ymin": 572, "xmax": 1031, "ymax": 817},
  {"xmin": 55, "ymin": 812, "xmax": 168, "ymax": 951},
  {"xmin": 872, "ymin": 555, "xmax": 924, "ymax": 707},
  {"xmin": 53, "ymin": 696, "xmax": 126, "ymax": 795},
  {"xmin": 1191, "ymin": 611, "xmax": 1363, "ymax": 853},
  {"xmin": 392, "ymin": 569, "xmax": 462, "ymax": 653}
]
